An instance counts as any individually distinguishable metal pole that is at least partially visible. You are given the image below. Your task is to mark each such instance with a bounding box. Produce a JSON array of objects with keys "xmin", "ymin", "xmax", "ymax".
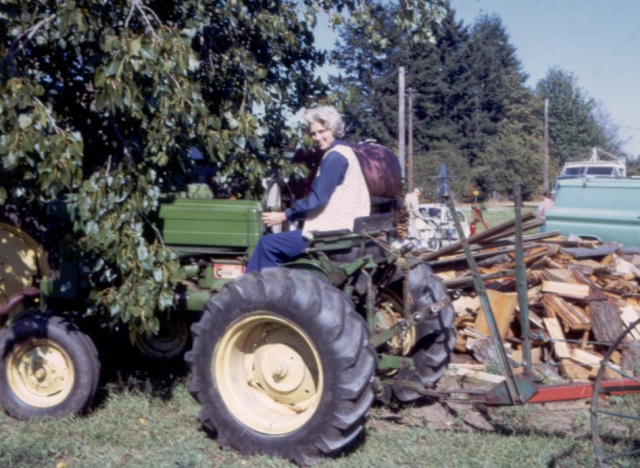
[
  {"xmin": 398, "ymin": 67, "xmax": 406, "ymax": 180},
  {"xmin": 407, "ymin": 87, "xmax": 415, "ymax": 192},
  {"xmin": 514, "ymin": 183, "xmax": 533, "ymax": 377},
  {"xmin": 446, "ymin": 196, "xmax": 524, "ymax": 404}
]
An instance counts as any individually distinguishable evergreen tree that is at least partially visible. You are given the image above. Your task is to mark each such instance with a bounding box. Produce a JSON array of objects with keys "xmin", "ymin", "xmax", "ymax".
[
  {"xmin": 329, "ymin": 4, "xmax": 406, "ymax": 146},
  {"xmin": 457, "ymin": 14, "xmax": 531, "ymax": 165},
  {"xmin": 473, "ymin": 121, "xmax": 543, "ymax": 200},
  {"xmin": 410, "ymin": 4, "xmax": 470, "ymax": 151},
  {"xmin": 535, "ymin": 66, "xmax": 606, "ymax": 166}
]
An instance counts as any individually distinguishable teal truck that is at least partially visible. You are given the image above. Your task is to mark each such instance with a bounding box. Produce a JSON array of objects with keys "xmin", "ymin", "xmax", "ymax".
[
  {"xmin": 0, "ymin": 150, "xmax": 455, "ymax": 465},
  {"xmin": 547, "ymin": 177, "xmax": 640, "ymax": 247}
]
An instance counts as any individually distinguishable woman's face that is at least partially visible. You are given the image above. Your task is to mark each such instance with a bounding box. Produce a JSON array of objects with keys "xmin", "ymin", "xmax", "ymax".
[{"xmin": 308, "ymin": 121, "xmax": 335, "ymax": 152}]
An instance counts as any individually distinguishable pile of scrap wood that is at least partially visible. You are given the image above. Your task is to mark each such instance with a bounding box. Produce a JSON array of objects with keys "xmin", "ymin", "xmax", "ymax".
[{"xmin": 418, "ymin": 213, "xmax": 640, "ymax": 383}]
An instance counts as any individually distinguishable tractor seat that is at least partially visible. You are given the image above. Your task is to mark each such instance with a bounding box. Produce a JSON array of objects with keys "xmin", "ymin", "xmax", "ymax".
[{"xmin": 306, "ymin": 212, "xmax": 396, "ymax": 263}]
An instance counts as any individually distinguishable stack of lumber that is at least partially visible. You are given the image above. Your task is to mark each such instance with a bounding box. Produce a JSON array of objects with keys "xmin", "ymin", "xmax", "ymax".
[{"xmin": 419, "ymin": 216, "xmax": 640, "ymax": 383}]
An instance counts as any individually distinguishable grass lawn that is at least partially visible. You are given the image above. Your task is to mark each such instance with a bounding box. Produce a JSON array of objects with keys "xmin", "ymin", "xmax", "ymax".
[
  {"xmin": 458, "ymin": 203, "xmax": 538, "ymax": 232},
  {"xmin": 4, "ymin": 331, "xmax": 636, "ymax": 467},
  {"xmin": 0, "ymin": 374, "xmax": 610, "ymax": 468}
]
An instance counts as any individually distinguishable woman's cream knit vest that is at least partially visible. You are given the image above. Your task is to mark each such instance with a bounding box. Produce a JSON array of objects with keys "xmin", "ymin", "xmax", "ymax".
[{"xmin": 302, "ymin": 145, "xmax": 370, "ymax": 239}]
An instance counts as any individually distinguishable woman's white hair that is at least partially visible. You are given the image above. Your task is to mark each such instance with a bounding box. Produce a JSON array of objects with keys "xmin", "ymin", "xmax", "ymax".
[{"xmin": 302, "ymin": 106, "xmax": 345, "ymax": 138}]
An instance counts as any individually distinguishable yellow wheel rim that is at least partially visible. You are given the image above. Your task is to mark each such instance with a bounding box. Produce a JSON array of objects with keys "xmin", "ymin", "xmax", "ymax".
[
  {"xmin": 377, "ymin": 290, "xmax": 416, "ymax": 356},
  {"xmin": 215, "ymin": 314, "xmax": 323, "ymax": 435},
  {"xmin": 7, "ymin": 338, "xmax": 75, "ymax": 408}
]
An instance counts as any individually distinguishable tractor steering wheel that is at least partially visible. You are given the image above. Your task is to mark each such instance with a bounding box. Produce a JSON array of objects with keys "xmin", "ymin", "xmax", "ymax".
[{"xmin": 262, "ymin": 177, "xmax": 295, "ymax": 234}]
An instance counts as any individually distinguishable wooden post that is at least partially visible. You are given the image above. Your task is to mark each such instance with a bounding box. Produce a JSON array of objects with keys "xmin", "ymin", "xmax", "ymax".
[
  {"xmin": 543, "ymin": 98, "xmax": 549, "ymax": 192},
  {"xmin": 398, "ymin": 67, "xmax": 406, "ymax": 181},
  {"xmin": 407, "ymin": 87, "xmax": 415, "ymax": 192}
]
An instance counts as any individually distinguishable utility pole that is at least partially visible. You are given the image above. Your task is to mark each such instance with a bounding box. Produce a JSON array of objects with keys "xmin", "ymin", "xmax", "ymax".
[
  {"xmin": 398, "ymin": 67, "xmax": 406, "ymax": 180},
  {"xmin": 543, "ymin": 98, "xmax": 549, "ymax": 192},
  {"xmin": 407, "ymin": 87, "xmax": 416, "ymax": 192}
]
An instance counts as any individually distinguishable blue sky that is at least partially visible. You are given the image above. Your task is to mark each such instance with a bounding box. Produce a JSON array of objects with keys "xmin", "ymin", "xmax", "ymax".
[{"xmin": 314, "ymin": 0, "xmax": 640, "ymax": 158}]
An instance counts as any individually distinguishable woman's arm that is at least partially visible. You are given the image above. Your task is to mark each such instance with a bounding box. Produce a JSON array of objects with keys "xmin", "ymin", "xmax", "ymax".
[{"xmin": 285, "ymin": 151, "xmax": 348, "ymax": 221}]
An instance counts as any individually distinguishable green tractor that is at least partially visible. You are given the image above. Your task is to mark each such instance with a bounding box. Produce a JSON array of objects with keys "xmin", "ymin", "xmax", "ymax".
[{"xmin": 0, "ymin": 148, "xmax": 455, "ymax": 465}]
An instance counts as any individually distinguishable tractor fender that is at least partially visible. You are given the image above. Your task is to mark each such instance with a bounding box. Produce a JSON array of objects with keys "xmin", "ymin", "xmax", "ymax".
[
  {"xmin": 289, "ymin": 144, "xmax": 403, "ymax": 201},
  {"xmin": 0, "ymin": 222, "xmax": 50, "ymax": 320}
]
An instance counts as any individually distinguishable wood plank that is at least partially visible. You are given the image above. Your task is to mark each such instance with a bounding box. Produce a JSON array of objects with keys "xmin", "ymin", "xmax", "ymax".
[
  {"xmin": 568, "ymin": 266, "xmax": 606, "ymax": 295},
  {"xmin": 477, "ymin": 220, "xmax": 545, "ymax": 246},
  {"xmin": 541, "ymin": 280, "xmax": 590, "ymax": 299},
  {"xmin": 443, "ymin": 270, "xmax": 515, "ymax": 288},
  {"xmin": 543, "ymin": 317, "xmax": 571, "ymax": 359},
  {"xmin": 560, "ymin": 358, "xmax": 593, "ymax": 381},
  {"xmin": 570, "ymin": 348, "xmax": 620, "ymax": 380},
  {"xmin": 474, "ymin": 231, "xmax": 562, "ymax": 249},
  {"xmin": 452, "ymin": 366, "xmax": 506, "ymax": 383},
  {"xmin": 473, "ymin": 290, "xmax": 517, "ymax": 339},
  {"xmin": 559, "ymin": 246, "xmax": 619, "ymax": 259},
  {"xmin": 570, "ymin": 348, "xmax": 601, "ymax": 366},
  {"xmin": 542, "ymin": 294, "xmax": 591, "ymax": 331},
  {"xmin": 589, "ymin": 301, "xmax": 627, "ymax": 344},
  {"xmin": 619, "ymin": 305, "xmax": 640, "ymax": 340},
  {"xmin": 543, "ymin": 268, "xmax": 579, "ymax": 283},
  {"xmin": 430, "ymin": 247, "xmax": 516, "ymax": 268}
]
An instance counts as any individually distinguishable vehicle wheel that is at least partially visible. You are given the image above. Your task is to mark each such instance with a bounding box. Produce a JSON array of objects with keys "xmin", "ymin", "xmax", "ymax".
[
  {"xmin": 0, "ymin": 314, "xmax": 100, "ymax": 420},
  {"xmin": 385, "ymin": 259, "xmax": 456, "ymax": 402},
  {"xmin": 186, "ymin": 268, "xmax": 376, "ymax": 465},
  {"xmin": 135, "ymin": 311, "xmax": 191, "ymax": 361},
  {"xmin": 591, "ymin": 318, "xmax": 640, "ymax": 467}
]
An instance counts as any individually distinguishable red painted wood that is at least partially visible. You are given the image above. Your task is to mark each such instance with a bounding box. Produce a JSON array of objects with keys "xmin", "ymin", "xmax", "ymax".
[{"xmin": 527, "ymin": 379, "xmax": 640, "ymax": 403}]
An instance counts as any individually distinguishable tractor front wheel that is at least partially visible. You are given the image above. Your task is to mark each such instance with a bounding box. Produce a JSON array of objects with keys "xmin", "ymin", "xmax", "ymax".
[
  {"xmin": 186, "ymin": 268, "xmax": 376, "ymax": 465},
  {"xmin": 0, "ymin": 314, "xmax": 100, "ymax": 420}
]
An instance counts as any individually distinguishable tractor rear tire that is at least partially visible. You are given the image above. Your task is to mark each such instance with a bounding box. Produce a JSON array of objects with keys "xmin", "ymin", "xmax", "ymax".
[
  {"xmin": 0, "ymin": 314, "xmax": 100, "ymax": 420},
  {"xmin": 186, "ymin": 268, "xmax": 376, "ymax": 466},
  {"xmin": 391, "ymin": 259, "xmax": 456, "ymax": 402}
]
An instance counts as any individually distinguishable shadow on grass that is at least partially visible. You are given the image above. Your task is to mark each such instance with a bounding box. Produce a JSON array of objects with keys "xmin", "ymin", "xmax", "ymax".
[
  {"xmin": 375, "ymin": 396, "xmax": 593, "ymax": 440},
  {"xmin": 90, "ymin": 333, "xmax": 192, "ymax": 410}
]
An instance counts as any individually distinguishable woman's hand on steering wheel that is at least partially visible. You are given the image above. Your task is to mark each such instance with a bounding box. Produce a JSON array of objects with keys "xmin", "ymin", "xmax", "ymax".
[
  {"xmin": 263, "ymin": 177, "xmax": 294, "ymax": 234},
  {"xmin": 262, "ymin": 211, "xmax": 287, "ymax": 229}
]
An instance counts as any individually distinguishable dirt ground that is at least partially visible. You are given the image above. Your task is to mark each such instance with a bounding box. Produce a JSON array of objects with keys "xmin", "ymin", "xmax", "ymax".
[{"xmin": 368, "ymin": 372, "xmax": 592, "ymax": 439}]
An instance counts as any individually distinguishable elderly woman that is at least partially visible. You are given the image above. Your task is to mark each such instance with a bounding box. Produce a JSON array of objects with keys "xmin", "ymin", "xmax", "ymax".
[{"xmin": 246, "ymin": 106, "xmax": 370, "ymax": 272}]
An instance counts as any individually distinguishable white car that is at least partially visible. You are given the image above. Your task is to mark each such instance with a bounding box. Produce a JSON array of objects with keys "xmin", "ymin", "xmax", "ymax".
[{"xmin": 414, "ymin": 203, "xmax": 471, "ymax": 249}]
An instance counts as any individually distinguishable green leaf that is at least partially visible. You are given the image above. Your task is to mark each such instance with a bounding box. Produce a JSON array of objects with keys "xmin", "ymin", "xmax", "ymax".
[
  {"xmin": 129, "ymin": 37, "xmax": 142, "ymax": 56},
  {"xmin": 153, "ymin": 268, "xmax": 163, "ymax": 282},
  {"xmin": 18, "ymin": 114, "xmax": 33, "ymax": 129},
  {"xmin": 105, "ymin": 60, "xmax": 121, "ymax": 77},
  {"xmin": 137, "ymin": 245, "xmax": 149, "ymax": 261}
]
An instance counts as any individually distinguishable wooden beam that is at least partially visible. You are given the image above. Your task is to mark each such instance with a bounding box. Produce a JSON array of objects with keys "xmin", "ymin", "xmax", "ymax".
[
  {"xmin": 474, "ymin": 290, "xmax": 517, "ymax": 339},
  {"xmin": 443, "ymin": 270, "xmax": 516, "ymax": 289},
  {"xmin": 589, "ymin": 301, "xmax": 627, "ymax": 344},
  {"xmin": 543, "ymin": 317, "xmax": 571, "ymax": 359},
  {"xmin": 541, "ymin": 280, "xmax": 590, "ymax": 299},
  {"xmin": 542, "ymin": 293, "xmax": 591, "ymax": 331},
  {"xmin": 619, "ymin": 305, "xmax": 640, "ymax": 340}
]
